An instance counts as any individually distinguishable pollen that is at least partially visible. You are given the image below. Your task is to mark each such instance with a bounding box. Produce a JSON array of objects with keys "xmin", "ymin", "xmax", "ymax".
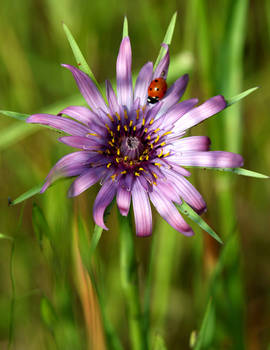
[
  {"xmin": 134, "ymin": 172, "xmax": 140, "ymax": 176},
  {"xmin": 149, "ymin": 119, "xmax": 154, "ymax": 125},
  {"xmin": 107, "ymin": 163, "xmax": 112, "ymax": 168},
  {"xmin": 129, "ymin": 120, "xmax": 133, "ymax": 127}
]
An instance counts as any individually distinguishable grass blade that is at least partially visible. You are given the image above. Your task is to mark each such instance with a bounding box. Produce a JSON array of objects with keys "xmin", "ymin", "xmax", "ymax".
[
  {"xmin": 0, "ymin": 110, "xmax": 29, "ymax": 122},
  {"xmin": 0, "ymin": 233, "xmax": 14, "ymax": 241},
  {"xmin": 10, "ymin": 183, "xmax": 43, "ymax": 206},
  {"xmin": 154, "ymin": 12, "xmax": 177, "ymax": 70},
  {"xmin": 226, "ymin": 87, "xmax": 259, "ymax": 106},
  {"xmin": 62, "ymin": 23, "xmax": 104, "ymax": 98},
  {"xmin": 122, "ymin": 16, "xmax": 129, "ymax": 38},
  {"xmin": 185, "ymin": 166, "xmax": 269, "ymax": 179},
  {"xmin": 176, "ymin": 201, "xmax": 223, "ymax": 244},
  {"xmin": 193, "ymin": 299, "xmax": 215, "ymax": 350}
]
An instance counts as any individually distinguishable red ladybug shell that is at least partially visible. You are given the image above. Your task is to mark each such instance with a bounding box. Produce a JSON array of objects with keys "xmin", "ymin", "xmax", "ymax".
[{"xmin": 147, "ymin": 78, "xmax": 167, "ymax": 104}]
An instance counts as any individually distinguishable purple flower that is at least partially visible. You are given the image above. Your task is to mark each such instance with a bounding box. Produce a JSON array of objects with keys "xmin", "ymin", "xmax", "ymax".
[{"xmin": 27, "ymin": 36, "xmax": 243, "ymax": 237}]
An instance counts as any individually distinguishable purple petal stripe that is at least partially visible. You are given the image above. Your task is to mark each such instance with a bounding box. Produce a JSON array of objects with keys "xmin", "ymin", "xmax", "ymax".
[
  {"xmin": 58, "ymin": 106, "xmax": 97, "ymax": 126},
  {"xmin": 93, "ymin": 180, "xmax": 117, "ymax": 230},
  {"xmin": 173, "ymin": 136, "xmax": 211, "ymax": 152},
  {"xmin": 132, "ymin": 180, "xmax": 152, "ymax": 236},
  {"xmin": 62, "ymin": 64, "xmax": 109, "ymax": 114},
  {"xmin": 27, "ymin": 114, "xmax": 89, "ymax": 136},
  {"xmin": 134, "ymin": 61, "xmax": 153, "ymax": 106},
  {"xmin": 178, "ymin": 151, "xmax": 244, "ymax": 168},
  {"xmin": 153, "ymin": 44, "xmax": 170, "ymax": 79},
  {"xmin": 149, "ymin": 188, "xmax": 194, "ymax": 236},
  {"xmin": 68, "ymin": 167, "xmax": 104, "ymax": 197},
  {"xmin": 175, "ymin": 95, "xmax": 227, "ymax": 133},
  {"xmin": 116, "ymin": 187, "xmax": 131, "ymax": 216},
  {"xmin": 116, "ymin": 37, "xmax": 133, "ymax": 111},
  {"xmin": 41, "ymin": 151, "xmax": 94, "ymax": 192}
]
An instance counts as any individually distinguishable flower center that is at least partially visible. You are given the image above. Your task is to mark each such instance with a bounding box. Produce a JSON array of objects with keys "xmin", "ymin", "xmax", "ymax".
[{"xmin": 121, "ymin": 136, "xmax": 143, "ymax": 160}]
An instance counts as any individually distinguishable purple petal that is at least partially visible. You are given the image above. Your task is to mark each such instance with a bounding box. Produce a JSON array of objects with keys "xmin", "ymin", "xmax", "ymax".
[
  {"xmin": 62, "ymin": 64, "xmax": 109, "ymax": 114},
  {"xmin": 59, "ymin": 136, "xmax": 106, "ymax": 149},
  {"xmin": 149, "ymin": 188, "xmax": 194, "ymax": 236},
  {"xmin": 173, "ymin": 136, "xmax": 211, "ymax": 152},
  {"xmin": 153, "ymin": 74, "xmax": 189, "ymax": 117},
  {"xmin": 175, "ymin": 95, "xmax": 227, "ymax": 133},
  {"xmin": 153, "ymin": 44, "xmax": 170, "ymax": 79},
  {"xmin": 116, "ymin": 37, "xmax": 133, "ymax": 111},
  {"xmin": 41, "ymin": 151, "xmax": 94, "ymax": 192},
  {"xmin": 58, "ymin": 106, "xmax": 97, "ymax": 126},
  {"xmin": 68, "ymin": 166, "xmax": 105, "ymax": 197},
  {"xmin": 161, "ymin": 98, "xmax": 199, "ymax": 127},
  {"xmin": 93, "ymin": 180, "xmax": 117, "ymax": 230},
  {"xmin": 27, "ymin": 114, "xmax": 89, "ymax": 136},
  {"xmin": 178, "ymin": 151, "xmax": 244, "ymax": 168},
  {"xmin": 116, "ymin": 187, "xmax": 131, "ymax": 216},
  {"xmin": 164, "ymin": 169, "xmax": 206, "ymax": 214},
  {"xmin": 106, "ymin": 80, "xmax": 121, "ymax": 115},
  {"xmin": 134, "ymin": 61, "xmax": 153, "ymax": 106},
  {"xmin": 132, "ymin": 180, "xmax": 152, "ymax": 236}
]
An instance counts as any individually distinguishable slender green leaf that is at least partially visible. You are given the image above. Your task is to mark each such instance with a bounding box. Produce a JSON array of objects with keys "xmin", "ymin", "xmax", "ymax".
[
  {"xmin": 62, "ymin": 22, "xmax": 104, "ymax": 97},
  {"xmin": 0, "ymin": 233, "xmax": 13, "ymax": 241},
  {"xmin": 10, "ymin": 184, "xmax": 43, "ymax": 206},
  {"xmin": 176, "ymin": 202, "xmax": 223, "ymax": 244},
  {"xmin": 185, "ymin": 166, "xmax": 269, "ymax": 179},
  {"xmin": 32, "ymin": 203, "xmax": 51, "ymax": 248},
  {"xmin": 0, "ymin": 110, "xmax": 29, "ymax": 122},
  {"xmin": 193, "ymin": 299, "xmax": 215, "ymax": 350},
  {"xmin": 122, "ymin": 16, "xmax": 129, "ymax": 38},
  {"xmin": 154, "ymin": 12, "xmax": 177, "ymax": 70},
  {"xmin": 226, "ymin": 87, "xmax": 259, "ymax": 106},
  {"xmin": 89, "ymin": 224, "xmax": 103, "ymax": 259}
]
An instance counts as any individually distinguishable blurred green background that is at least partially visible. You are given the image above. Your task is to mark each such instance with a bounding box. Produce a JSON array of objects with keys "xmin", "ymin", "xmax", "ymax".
[{"xmin": 0, "ymin": 0, "xmax": 270, "ymax": 349}]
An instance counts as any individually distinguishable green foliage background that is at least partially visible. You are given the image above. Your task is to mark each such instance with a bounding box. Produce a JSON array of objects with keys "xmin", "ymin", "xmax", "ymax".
[{"xmin": 0, "ymin": 0, "xmax": 270, "ymax": 349}]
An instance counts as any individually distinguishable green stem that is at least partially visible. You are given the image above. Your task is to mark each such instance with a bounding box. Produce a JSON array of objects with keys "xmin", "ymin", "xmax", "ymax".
[{"xmin": 119, "ymin": 213, "xmax": 147, "ymax": 350}]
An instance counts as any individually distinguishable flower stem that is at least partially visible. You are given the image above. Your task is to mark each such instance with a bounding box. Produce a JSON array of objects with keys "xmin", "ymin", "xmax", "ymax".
[{"xmin": 119, "ymin": 213, "xmax": 147, "ymax": 350}]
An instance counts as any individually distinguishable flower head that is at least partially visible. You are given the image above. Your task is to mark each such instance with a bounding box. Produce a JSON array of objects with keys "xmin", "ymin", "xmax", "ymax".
[{"xmin": 27, "ymin": 36, "xmax": 243, "ymax": 236}]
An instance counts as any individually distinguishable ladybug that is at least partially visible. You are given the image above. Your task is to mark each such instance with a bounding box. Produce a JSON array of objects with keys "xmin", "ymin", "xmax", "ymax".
[{"xmin": 147, "ymin": 77, "xmax": 167, "ymax": 104}]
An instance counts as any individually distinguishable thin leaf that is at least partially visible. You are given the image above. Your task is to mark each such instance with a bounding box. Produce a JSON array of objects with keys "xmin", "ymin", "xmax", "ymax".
[
  {"xmin": 226, "ymin": 86, "xmax": 259, "ymax": 106},
  {"xmin": 185, "ymin": 166, "xmax": 269, "ymax": 179},
  {"xmin": 193, "ymin": 299, "xmax": 215, "ymax": 350},
  {"xmin": 89, "ymin": 224, "xmax": 103, "ymax": 260},
  {"xmin": 154, "ymin": 12, "xmax": 177, "ymax": 70},
  {"xmin": 176, "ymin": 201, "xmax": 223, "ymax": 244},
  {"xmin": 153, "ymin": 334, "xmax": 168, "ymax": 350},
  {"xmin": 10, "ymin": 184, "xmax": 43, "ymax": 206},
  {"xmin": 122, "ymin": 16, "xmax": 128, "ymax": 38},
  {"xmin": 32, "ymin": 203, "xmax": 51, "ymax": 248},
  {"xmin": 0, "ymin": 110, "xmax": 29, "ymax": 122},
  {"xmin": 62, "ymin": 22, "xmax": 104, "ymax": 98},
  {"xmin": 0, "ymin": 233, "xmax": 13, "ymax": 241}
]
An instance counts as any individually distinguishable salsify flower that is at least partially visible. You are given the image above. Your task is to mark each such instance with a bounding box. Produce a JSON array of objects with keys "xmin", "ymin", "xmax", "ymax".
[{"xmin": 27, "ymin": 36, "xmax": 243, "ymax": 237}]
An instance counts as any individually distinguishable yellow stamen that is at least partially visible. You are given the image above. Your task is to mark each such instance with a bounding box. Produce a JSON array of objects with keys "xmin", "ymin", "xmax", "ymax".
[
  {"xmin": 87, "ymin": 132, "xmax": 98, "ymax": 137},
  {"xmin": 116, "ymin": 158, "xmax": 120, "ymax": 163},
  {"xmin": 124, "ymin": 125, "xmax": 128, "ymax": 132},
  {"xmin": 139, "ymin": 155, "xmax": 144, "ymax": 161},
  {"xmin": 107, "ymin": 163, "xmax": 112, "ymax": 168},
  {"xmin": 124, "ymin": 110, "xmax": 128, "ymax": 120},
  {"xmin": 134, "ymin": 172, "xmax": 140, "ymax": 177},
  {"xmin": 107, "ymin": 113, "xmax": 114, "ymax": 122},
  {"xmin": 133, "ymin": 126, "xmax": 137, "ymax": 131},
  {"xmin": 124, "ymin": 156, "xmax": 128, "ymax": 161},
  {"xmin": 145, "ymin": 155, "xmax": 149, "ymax": 160},
  {"xmin": 144, "ymin": 128, "xmax": 148, "ymax": 133},
  {"xmin": 154, "ymin": 162, "xmax": 161, "ymax": 167},
  {"xmin": 153, "ymin": 181, "xmax": 157, "ymax": 186},
  {"xmin": 110, "ymin": 131, "xmax": 114, "ymax": 137},
  {"xmin": 147, "ymin": 135, "xmax": 151, "ymax": 140},
  {"xmin": 160, "ymin": 142, "xmax": 166, "ymax": 147},
  {"xmin": 142, "ymin": 118, "xmax": 145, "ymax": 126},
  {"xmin": 154, "ymin": 135, "xmax": 160, "ymax": 143},
  {"xmin": 150, "ymin": 143, "xmax": 153, "ymax": 149},
  {"xmin": 158, "ymin": 150, "xmax": 163, "ymax": 158},
  {"xmin": 121, "ymin": 170, "xmax": 127, "ymax": 175},
  {"xmin": 108, "ymin": 141, "xmax": 114, "ymax": 147},
  {"xmin": 111, "ymin": 174, "xmax": 117, "ymax": 181},
  {"xmin": 129, "ymin": 120, "xmax": 133, "ymax": 127},
  {"xmin": 154, "ymin": 128, "xmax": 160, "ymax": 133},
  {"xmin": 115, "ymin": 112, "xmax": 121, "ymax": 121},
  {"xmin": 152, "ymin": 172, "xmax": 157, "ymax": 179},
  {"xmin": 117, "ymin": 124, "xmax": 121, "ymax": 132},
  {"xmin": 117, "ymin": 149, "xmax": 120, "ymax": 156},
  {"xmin": 162, "ymin": 131, "xmax": 172, "ymax": 137},
  {"xmin": 163, "ymin": 152, "xmax": 170, "ymax": 157},
  {"xmin": 136, "ymin": 110, "xmax": 140, "ymax": 120},
  {"xmin": 139, "ymin": 167, "xmax": 145, "ymax": 171},
  {"xmin": 149, "ymin": 119, "xmax": 154, "ymax": 125},
  {"xmin": 129, "ymin": 161, "xmax": 133, "ymax": 165}
]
